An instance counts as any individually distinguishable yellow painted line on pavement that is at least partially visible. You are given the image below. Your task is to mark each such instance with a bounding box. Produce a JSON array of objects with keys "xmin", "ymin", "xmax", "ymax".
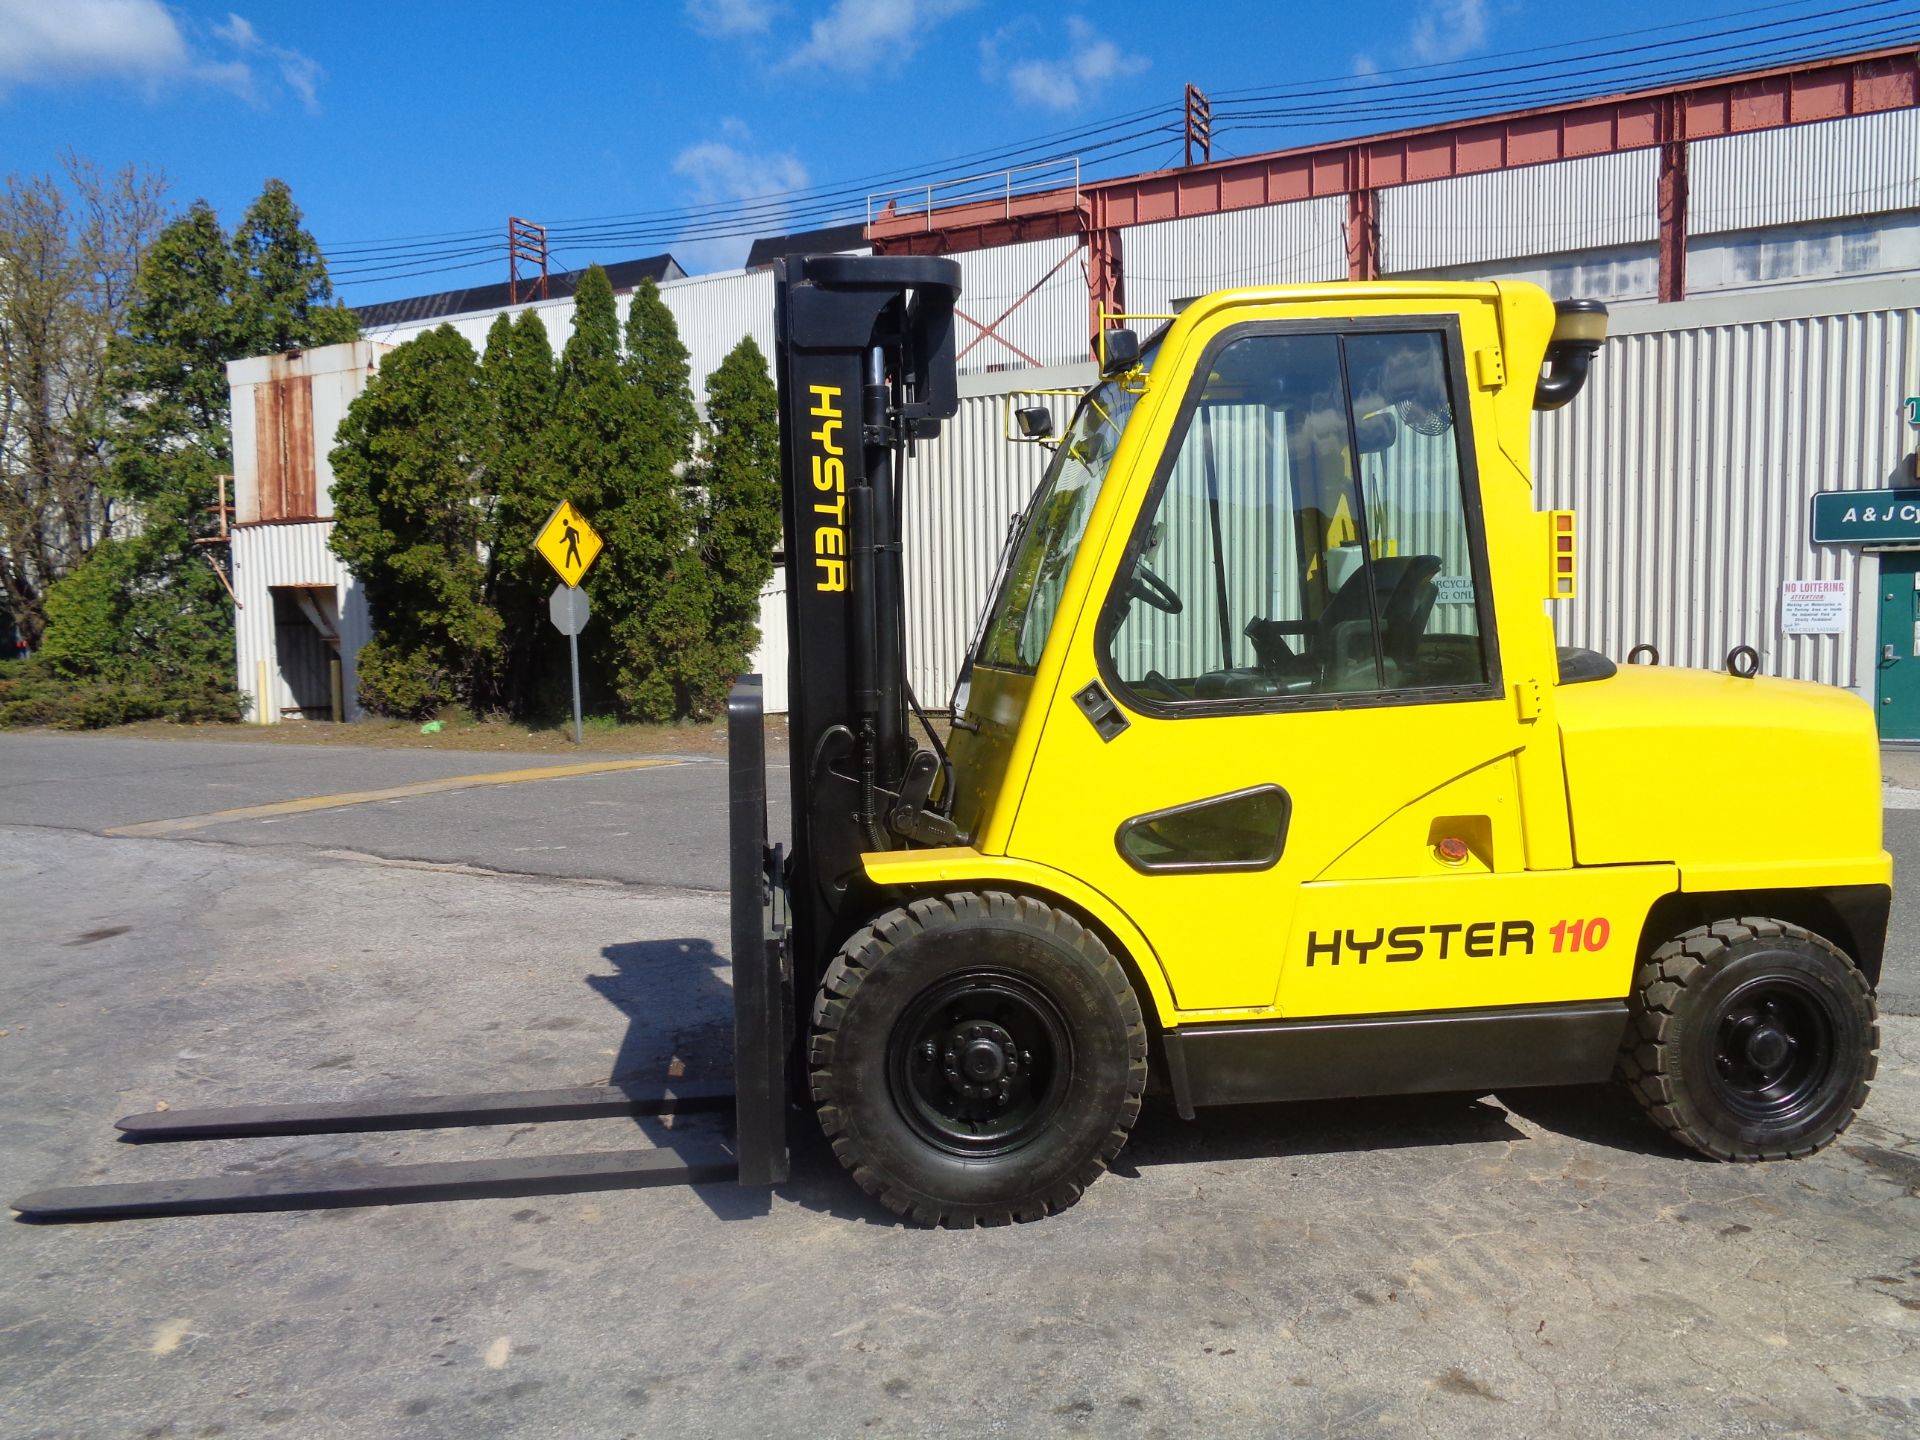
[{"xmin": 104, "ymin": 759, "xmax": 686, "ymax": 838}]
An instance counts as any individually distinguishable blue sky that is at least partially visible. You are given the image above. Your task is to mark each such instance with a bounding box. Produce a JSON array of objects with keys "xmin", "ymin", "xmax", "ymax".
[{"xmin": 0, "ymin": 0, "xmax": 1898, "ymax": 302}]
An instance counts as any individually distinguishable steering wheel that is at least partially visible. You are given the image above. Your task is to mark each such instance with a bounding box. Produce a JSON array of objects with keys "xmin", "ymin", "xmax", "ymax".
[{"xmin": 1127, "ymin": 562, "xmax": 1183, "ymax": 614}]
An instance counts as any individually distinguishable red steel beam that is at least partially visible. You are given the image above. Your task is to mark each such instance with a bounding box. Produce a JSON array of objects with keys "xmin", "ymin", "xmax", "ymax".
[{"xmin": 870, "ymin": 46, "xmax": 1918, "ymax": 256}]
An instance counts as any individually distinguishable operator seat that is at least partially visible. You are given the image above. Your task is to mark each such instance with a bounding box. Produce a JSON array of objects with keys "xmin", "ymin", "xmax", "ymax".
[{"xmin": 1241, "ymin": 554, "xmax": 1442, "ymax": 693}]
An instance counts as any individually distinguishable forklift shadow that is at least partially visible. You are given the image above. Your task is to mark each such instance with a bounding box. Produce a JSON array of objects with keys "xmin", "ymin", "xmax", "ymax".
[
  {"xmin": 589, "ymin": 937, "xmax": 902, "ymax": 1227},
  {"xmin": 587, "ymin": 944, "xmax": 1691, "ymax": 1228},
  {"xmin": 592, "ymin": 938, "xmax": 774, "ymax": 1222},
  {"xmin": 1491, "ymin": 1083, "xmax": 1696, "ymax": 1160},
  {"xmin": 1113, "ymin": 1080, "xmax": 1690, "ymax": 1179}
]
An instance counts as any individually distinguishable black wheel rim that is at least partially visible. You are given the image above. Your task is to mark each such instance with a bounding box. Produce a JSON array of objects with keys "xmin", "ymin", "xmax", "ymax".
[
  {"xmin": 1707, "ymin": 974, "xmax": 1837, "ymax": 1125},
  {"xmin": 888, "ymin": 970, "xmax": 1074, "ymax": 1157}
]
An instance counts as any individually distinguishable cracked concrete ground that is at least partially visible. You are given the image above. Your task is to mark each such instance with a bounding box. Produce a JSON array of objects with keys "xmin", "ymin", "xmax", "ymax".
[{"xmin": 1, "ymin": 735, "xmax": 1917, "ymax": 1439}]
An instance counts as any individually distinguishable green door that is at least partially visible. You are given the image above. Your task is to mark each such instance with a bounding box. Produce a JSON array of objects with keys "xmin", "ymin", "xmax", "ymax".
[{"xmin": 1876, "ymin": 551, "xmax": 1920, "ymax": 739}]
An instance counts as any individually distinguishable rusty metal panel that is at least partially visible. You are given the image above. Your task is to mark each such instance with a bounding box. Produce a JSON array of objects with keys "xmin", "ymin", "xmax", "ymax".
[
  {"xmin": 1382, "ymin": 150, "xmax": 1657, "ymax": 272},
  {"xmin": 1692, "ymin": 109, "xmax": 1920, "ymax": 236},
  {"xmin": 1120, "ymin": 198, "xmax": 1347, "ymax": 316},
  {"xmin": 1533, "ymin": 289, "xmax": 1920, "ymax": 692},
  {"xmin": 227, "ymin": 342, "xmax": 384, "ymax": 523},
  {"xmin": 250, "ymin": 373, "xmax": 318, "ymax": 520}
]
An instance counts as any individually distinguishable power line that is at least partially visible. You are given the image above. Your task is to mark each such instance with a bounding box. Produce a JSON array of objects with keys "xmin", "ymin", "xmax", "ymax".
[
  {"xmin": 1214, "ymin": 8, "xmax": 1916, "ymax": 120},
  {"xmin": 1213, "ymin": 0, "xmax": 1908, "ymax": 101},
  {"xmin": 326, "ymin": 9, "xmax": 1917, "ymax": 295},
  {"xmin": 1217, "ymin": 24, "xmax": 1920, "ymax": 133}
]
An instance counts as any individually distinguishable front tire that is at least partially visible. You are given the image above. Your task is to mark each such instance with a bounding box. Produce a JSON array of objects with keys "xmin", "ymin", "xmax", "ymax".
[
  {"xmin": 809, "ymin": 891, "xmax": 1148, "ymax": 1227},
  {"xmin": 1619, "ymin": 918, "xmax": 1877, "ymax": 1160}
]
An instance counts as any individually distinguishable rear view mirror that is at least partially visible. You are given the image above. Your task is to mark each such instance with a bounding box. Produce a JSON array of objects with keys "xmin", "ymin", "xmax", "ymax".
[
  {"xmin": 1100, "ymin": 327, "xmax": 1141, "ymax": 377},
  {"xmin": 1014, "ymin": 406, "xmax": 1054, "ymax": 440}
]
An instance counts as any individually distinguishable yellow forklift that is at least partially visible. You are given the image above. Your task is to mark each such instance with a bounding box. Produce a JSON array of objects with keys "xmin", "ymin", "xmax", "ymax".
[
  {"xmin": 15, "ymin": 257, "xmax": 1887, "ymax": 1226},
  {"xmin": 770, "ymin": 256, "xmax": 1887, "ymax": 1226}
]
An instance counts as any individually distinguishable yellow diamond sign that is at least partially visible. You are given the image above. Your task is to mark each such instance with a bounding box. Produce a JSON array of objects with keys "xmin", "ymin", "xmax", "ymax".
[{"xmin": 535, "ymin": 500, "xmax": 603, "ymax": 588}]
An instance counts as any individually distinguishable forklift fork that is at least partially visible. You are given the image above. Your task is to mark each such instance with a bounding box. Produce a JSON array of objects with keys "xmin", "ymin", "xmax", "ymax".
[{"xmin": 10, "ymin": 680, "xmax": 790, "ymax": 1224}]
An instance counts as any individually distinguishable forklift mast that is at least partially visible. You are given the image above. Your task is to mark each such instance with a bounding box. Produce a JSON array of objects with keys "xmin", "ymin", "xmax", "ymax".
[{"xmin": 769, "ymin": 255, "xmax": 963, "ymax": 996}]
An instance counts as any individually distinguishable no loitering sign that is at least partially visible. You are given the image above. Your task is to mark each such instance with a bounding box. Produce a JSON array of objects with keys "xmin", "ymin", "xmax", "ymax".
[{"xmin": 1780, "ymin": 578, "xmax": 1848, "ymax": 635}]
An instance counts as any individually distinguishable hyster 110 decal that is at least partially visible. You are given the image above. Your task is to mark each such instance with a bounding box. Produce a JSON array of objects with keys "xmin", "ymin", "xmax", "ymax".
[{"xmin": 1302, "ymin": 917, "xmax": 1614, "ymax": 965}]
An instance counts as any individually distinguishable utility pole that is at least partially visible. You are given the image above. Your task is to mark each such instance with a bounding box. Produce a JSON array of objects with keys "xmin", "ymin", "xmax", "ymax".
[
  {"xmin": 1184, "ymin": 84, "xmax": 1213, "ymax": 168},
  {"xmin": 508, "ymin": 217, "xmax": 549, "ymax": 304}
]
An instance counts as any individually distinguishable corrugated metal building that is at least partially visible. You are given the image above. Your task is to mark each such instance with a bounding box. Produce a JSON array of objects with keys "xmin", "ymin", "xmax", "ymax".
[
  {"xmin": 238, "ymin": 63, "xmax": 1920, "ymax": 726},
  {"xmin": 227, "ymin": 343, "xmax": 387, "ymax": 722}
]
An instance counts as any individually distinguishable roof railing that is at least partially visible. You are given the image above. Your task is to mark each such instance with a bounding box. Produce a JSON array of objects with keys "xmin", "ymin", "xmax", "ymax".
[{"xmin": 868, "ymin": 158, "xmax": 1081, "ymax": 232}]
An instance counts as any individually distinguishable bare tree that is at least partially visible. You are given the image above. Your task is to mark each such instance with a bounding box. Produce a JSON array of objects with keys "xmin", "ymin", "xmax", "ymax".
[{"xmin": 0, "ymin": 154, "xmax": 167, "ymax": 647}]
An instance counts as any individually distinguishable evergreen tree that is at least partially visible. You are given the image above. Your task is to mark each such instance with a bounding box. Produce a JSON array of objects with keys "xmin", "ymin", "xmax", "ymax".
[
  {"xmin": 43, "ymin": 179, "xmax": 357, "ymax": 716},
  {"xmin": 549, "ymin": 267, "xmax": 698, "ymax": 721},
  {"xmin": 614, "ymin": 276, "xmax": 705, "ymax": 718},
  {"xmin": 229, "ymin": 179, "xmax": 358, "ymax": 358},
  {"xmin": 50, "ymin": 201, "xmax": 238, "ymax": 694},
  {"xmin": 328, "ymin": 326, "xmax": 498, "ymax": 717},
  {"xmin": 478, "ymin": 308, "xmax": 562, "ymax": 713},
  {"xmin": 683, "ymin": 336, "xmax": 781, "ymax": 714}
]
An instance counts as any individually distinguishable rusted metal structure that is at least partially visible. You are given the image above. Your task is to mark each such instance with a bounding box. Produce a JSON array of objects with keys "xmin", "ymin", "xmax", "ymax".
[
  {"xmin": 867, "ymin": 46, "xmax": 1920, "ymax": 337},
  {"xmin": 507, "ymin": 215, "xmax": 550, "ymax": 305}
]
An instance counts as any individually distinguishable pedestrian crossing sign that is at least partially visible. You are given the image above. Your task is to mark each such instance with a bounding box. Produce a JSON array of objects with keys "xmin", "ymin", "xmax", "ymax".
[{"xmin": 535, "ymin": 500, "xmax": 603, "ymax": 588}]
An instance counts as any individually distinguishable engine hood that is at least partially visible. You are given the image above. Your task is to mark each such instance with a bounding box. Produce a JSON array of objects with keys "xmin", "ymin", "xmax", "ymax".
[{"xmin": 1556, "ymin": 665, "xmax": 1886, "ymax": 887}]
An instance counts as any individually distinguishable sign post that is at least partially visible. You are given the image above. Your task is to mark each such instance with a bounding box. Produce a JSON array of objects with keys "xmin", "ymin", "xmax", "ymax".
[{"xmin": 535, "ymin": 501, "xmax": 605, "ymax": 745}]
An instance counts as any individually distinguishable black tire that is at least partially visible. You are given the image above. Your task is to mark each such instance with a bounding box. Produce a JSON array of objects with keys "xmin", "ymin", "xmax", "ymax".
[
  {"xmin": 1618, "ymin": 918, "xmax": 1877, "ymax": 1160},
  {"xmin": 809, "ymin": 891, "xmax": 1148, "ymax": 1227}
]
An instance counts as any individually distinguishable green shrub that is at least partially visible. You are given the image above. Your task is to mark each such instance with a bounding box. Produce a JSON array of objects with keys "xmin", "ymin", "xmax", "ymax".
[
  {"xmin": 0, "ymin": 658, "xmax": 244, "ymax": 730},
  {"xmin": 355, "ymin": 637, "xmax": 458, "ymax": 720}
]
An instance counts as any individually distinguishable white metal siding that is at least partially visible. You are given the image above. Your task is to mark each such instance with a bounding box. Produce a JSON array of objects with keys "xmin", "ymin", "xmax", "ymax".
[
  {"xmin": 231, "ymin": 521, "xmax": 372, "ymax": 723},
  {"xmin": 659, "ymin": 267, "xmax": 777, "ymax": 395},
  {"xmin": 1120, "ymin": 198, "xmax": 1347, "ymax": 315},
  {"xmin": 951, "ymin": 237, "xmax": 1089, "ymax": 374},
  {"xmin": 899, "ymin": 382, "xmax": 1087, "ymax": 704},
  {"xmin": 747, "ymin": 567, "xmax": 789, "ymax": 714},
  {"xmin": 1383, "ymin": 150, "xmax": 1657, "ymax": 271},
  {"xmin": 1534, "ymin": 301, "xmax": 1920, "ymax": 690},
  {"xmin": 357, "ymin": 268, "xmax": 779, "ymax": 406},
  {"xmin": 1693, "ymin": 109, "xmax": 1920, "ymax": 236}
]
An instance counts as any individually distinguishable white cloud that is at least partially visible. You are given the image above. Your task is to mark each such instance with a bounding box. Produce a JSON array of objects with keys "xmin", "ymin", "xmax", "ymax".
[
  {"xmin": 990, "ymin": 15, "xmax": 1148, "ymax": 113},
  {"xmin": 0, "ymin": 0, "xmax": 320, "ymax": 108},
  {"xmin": 670, "ymin": 121, "xmax": 811, "ymax": 273},
  {"xmin": 0, "ymin": 0, "xmax": 190, "ymax": 86},
  {"xmin": 684, "ymin": 0, "xmax": 779, "ymax": 37},
  {"xmin": 1406, "ymin": 0, "xmax": 1489, "ymax": 64},
  {"xmin": 789, "ymin": 0, "xmax": 976, "ymax": 74},
  {"xmin": 213, "ymin": 12, "xmax": 323, "ymax": 113}
]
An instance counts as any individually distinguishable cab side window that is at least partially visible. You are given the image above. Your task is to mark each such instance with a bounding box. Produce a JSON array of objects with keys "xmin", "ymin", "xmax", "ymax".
[{"xmin": 1103, "ymin": 327, "xmax": 1490, "ymax": 706}]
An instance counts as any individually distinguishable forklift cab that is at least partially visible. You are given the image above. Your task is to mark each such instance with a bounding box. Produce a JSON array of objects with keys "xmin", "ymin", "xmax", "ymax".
[{"xmin": 937, "ymin": 285, "xmax": 1620, "ymax": 1017}]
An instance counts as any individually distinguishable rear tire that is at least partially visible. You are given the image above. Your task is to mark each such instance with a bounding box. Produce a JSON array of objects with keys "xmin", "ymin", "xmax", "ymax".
[
  {"xmin": 809, "ymin": 891, "xmax": 1148, "ymax": 1227},
  {"xmin": 1618, "ymin": 918, "xmax": 1877, "ymax": 1160}
]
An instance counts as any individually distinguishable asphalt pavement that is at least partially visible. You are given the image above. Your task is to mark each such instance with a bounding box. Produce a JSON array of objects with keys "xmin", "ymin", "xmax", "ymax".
[
  {"xmin": 0, "ymin": 732, "xmax": 787, "ymax": 891},
  {"xmin": 1, "ymin": 731, "xmax": 1917, "ymax": 1440}
]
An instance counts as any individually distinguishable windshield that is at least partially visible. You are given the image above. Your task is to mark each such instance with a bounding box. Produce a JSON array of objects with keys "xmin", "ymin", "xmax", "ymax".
[{"xmin": 974, "ymin": 376, "xmax": 1143, "ymax": 673}]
